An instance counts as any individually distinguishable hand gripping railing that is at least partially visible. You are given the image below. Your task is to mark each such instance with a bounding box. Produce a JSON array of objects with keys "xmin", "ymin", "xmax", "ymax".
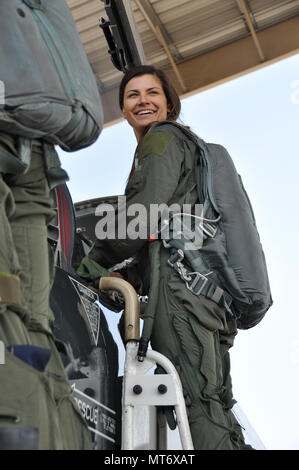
[{"xmin": 99, "ymin": 277, "xmax": 194, "ymax": 451}]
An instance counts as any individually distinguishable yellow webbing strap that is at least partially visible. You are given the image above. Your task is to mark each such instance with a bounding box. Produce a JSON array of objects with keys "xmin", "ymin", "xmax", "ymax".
[{"xmin": 0, "ymin": 273, "xmax": 21, "ymax": 305}]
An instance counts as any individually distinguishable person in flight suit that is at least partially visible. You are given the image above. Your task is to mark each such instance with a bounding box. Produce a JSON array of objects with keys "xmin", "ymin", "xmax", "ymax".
[
  {"xmin": 78, "ymin": 65, "xmax": 253, "ymax": 450},
  {"xmin": 0, "ymin": 1, "xmax": 95, "ymax": 450}
]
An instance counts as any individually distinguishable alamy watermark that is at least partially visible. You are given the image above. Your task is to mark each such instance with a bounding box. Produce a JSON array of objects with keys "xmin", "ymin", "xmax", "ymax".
[
  {"xmin": 291, "ymin": 80, "xmax": 299, "ymax": 104},
  {"xmin": 0, "ymin": 80, "xmax": 4, "ymax": 105},
  {"xmin": 94, "ymin": 197, "xmax": 217, "ymax": 250},
  {"xmin": 0, "ymin": 340, "xmax": 5, "ymax": 365}
]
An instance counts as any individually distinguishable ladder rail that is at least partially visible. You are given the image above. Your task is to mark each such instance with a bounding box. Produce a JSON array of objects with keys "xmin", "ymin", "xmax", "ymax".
[
  {"xmin": 122, "ymin": 341, "xmax": 138, "ymax": 450},
  {"xmin": 146, "ymin": 349, "xmax": 194, "ymax": 451},
  {"xmin": 122, "ymin": 342, "xmax": 194, "ymax": 450}
]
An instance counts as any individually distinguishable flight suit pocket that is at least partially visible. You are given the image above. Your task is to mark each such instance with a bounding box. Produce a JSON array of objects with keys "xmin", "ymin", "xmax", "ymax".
[
  {"xmin": 0, "ymin": 346, "xmax": 91, "ymax": 450},
  {"xmin": 0, "ymin": 350, "xmax": 42, "ymax": 448}
]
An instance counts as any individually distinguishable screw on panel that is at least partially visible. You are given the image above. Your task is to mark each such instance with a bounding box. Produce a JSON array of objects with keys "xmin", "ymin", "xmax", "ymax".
[
  {"xmin": 158, "ymin": 384, "xmax": 168, "ymax": 394},
  {"xmin": 133, "ymin": 384, "xmax": 143, "ymax": 395}
]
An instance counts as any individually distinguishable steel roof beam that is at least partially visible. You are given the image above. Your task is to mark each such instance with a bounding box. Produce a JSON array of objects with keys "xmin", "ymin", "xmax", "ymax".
[
  {"xmin": 134, "ymin": 0, "xmax": 187, "ymax": 92},
  {"xmin": 135, "ymin": 0, "xmax": 182, "ymax": 61},
  {"xmin": 236, "ymin": 0, "xmax": 266, "ymax": 62}
]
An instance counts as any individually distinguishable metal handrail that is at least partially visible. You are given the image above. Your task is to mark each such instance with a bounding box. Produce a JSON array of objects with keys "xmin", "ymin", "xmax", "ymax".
[{"xmin": 99, "ymin": 277, "xmax": 140, "ymax": 342}]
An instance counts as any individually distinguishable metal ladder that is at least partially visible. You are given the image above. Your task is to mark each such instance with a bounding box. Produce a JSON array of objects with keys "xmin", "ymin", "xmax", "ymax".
[{"xmin": 100, "ymin": 277, "xmax": 194, "ymax": 451}]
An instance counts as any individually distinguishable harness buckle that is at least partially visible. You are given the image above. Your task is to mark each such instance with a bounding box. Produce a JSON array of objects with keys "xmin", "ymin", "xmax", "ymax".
[
  {"xmin": 185, "ymin": 271, "xmax": 209, "ymax": 296},
  {"xmin": 167, "ymin": 248, "xmax": 184, "ymax": 267}
]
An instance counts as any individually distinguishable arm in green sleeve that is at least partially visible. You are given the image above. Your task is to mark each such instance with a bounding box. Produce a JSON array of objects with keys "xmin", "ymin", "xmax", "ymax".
[
  {"xmin": 87, "ymin": 127, "xmax": 185, "ymax": 268},
  {"xmin": 76, "ymin": 255, "xmax": 109, "ymax": 283}
]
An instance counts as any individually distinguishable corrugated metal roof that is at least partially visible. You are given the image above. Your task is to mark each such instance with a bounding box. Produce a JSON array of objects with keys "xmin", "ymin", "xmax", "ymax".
[
  {"xmin": 133, "ymin": 0, "xmax": 299, "ymax": 65},
  {"xmin": 66, "ymin": 0, "xmax": 299, "ymax": 123}
]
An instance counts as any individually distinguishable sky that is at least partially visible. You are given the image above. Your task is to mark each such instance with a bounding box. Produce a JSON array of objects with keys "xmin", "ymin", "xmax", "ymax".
[{"xmin": 59, "ymin": 51, "xmax": 299, "ymax": 451}]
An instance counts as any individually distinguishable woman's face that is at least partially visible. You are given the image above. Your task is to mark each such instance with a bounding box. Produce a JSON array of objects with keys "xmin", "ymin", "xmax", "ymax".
[{"xmin": 122, "ymin": 74, "xmax": 170, "ymax": 141}]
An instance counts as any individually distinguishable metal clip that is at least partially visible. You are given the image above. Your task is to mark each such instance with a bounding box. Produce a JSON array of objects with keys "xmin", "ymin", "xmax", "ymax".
[
  {"xmin": 185, "ymin": 271, "xmax": 209, "ymax": 296},
  {"xmin": 176, "ymin": 260, "xmax": 192, "ymax": 283},
  {"xmin": 167, "ymin": 248, "xmax": 185, "ymax": 267}
]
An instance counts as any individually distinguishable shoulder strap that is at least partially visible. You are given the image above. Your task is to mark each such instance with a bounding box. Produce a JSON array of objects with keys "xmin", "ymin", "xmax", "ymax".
[
  {"xmin": 151, "ymin": 121, "xmax": 219, "ymax": 215},
  {"xmin": 149, "ymin": 122, "xmax": 232, "ymax": 309}
]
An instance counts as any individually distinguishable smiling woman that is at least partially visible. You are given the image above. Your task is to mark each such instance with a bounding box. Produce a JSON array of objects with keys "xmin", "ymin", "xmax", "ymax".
[
  {"xmin": 119, "ymin": 65, "xmax": 181, "ymax": 143},
  {"xmin": 122, "ymin": 74, "xmax": 170, "ymax": 142},
  {"xmin": 76, "ymin": 65, "xmax": 257, "ymax": 450}
]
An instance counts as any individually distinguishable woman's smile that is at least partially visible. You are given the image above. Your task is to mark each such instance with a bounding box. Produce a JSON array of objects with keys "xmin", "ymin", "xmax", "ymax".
[{"xmin": 122, "ymin": 74, "xmax": 169, "ymax": 141}]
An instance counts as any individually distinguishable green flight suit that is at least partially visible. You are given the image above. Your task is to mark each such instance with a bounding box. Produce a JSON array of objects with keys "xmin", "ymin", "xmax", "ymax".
[
  {"xmin": 79, "ymin": 122, "xmax": 250, "ymax": 450},
  {"xmin": 0, "ymin": 132, "xmax": 92, "ymax": 450}
]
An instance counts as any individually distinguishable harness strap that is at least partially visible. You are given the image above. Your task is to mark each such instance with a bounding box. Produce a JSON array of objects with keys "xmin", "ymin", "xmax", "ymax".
[
  {"xmin": 137, "ymin": 240, "xmax": 161, "ymax": 361},
  {"xmin": 169, "ymin": 254, "xmax": 232, "ymax": 313},
  {"xmin": 0, "ymin": 273, "xmax": 21, "ymax": 306},
  {"xmin": 161, "ymin": 207, "xmax": 233, "ymax": 312}
]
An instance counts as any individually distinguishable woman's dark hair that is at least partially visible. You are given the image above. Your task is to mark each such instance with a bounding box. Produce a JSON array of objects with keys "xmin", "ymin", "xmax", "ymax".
[{"xmin": 119, "ymin": 65, "xmax": 181, "ymax": 121}]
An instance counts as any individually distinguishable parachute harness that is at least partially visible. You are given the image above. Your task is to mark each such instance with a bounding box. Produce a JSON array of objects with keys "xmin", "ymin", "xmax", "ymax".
[
  {"xmin": 137, "ymin": 212, "xmax": 232, "ymax": 362},
  {"xmin": 162, "ymin": 212, "xmax": 232, "ymax": 309}
]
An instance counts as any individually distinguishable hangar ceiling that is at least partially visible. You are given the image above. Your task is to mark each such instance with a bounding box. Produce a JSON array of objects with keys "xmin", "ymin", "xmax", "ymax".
[{"xmin": 66, "ymin": 0, "xmax": 299, "ymax": 125}]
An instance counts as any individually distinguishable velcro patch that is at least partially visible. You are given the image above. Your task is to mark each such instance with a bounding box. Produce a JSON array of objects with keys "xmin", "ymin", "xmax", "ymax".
[
  {"xmin": 139, "ymin": 132, "xmax": 174, "ymax": 159},
  {"xmin": 0, "ymin": 273, "xmax": 21, "ymax": 305}
]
